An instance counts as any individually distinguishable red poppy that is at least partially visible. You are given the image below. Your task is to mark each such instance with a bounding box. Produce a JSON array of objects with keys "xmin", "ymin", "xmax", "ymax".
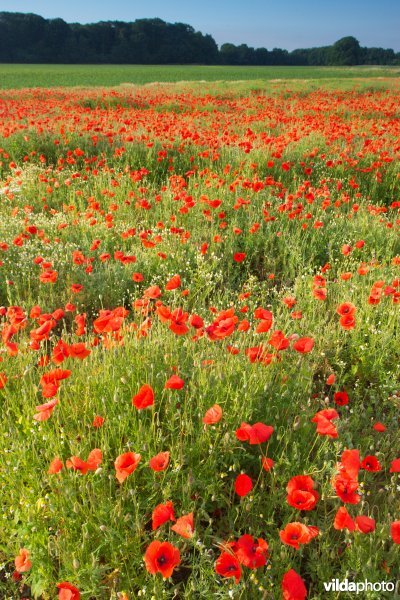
[
  {"xmin": 235, "ymin": 422, "xmax": 274, "ymax": 444},
  {"xmin": 282, "ymin": 569, "xmax": 307, "ymax": 600},
  {"xmin": 286, "ymin": 475, "xmax": 319, "ymax": 511},
  {"xmin": 339, "ymin": 449, "xmax": 360, "ymax": 480},
  {"xmin": 143, "ymin": 285, "xmax": 162, "ymax": 299},
  {"xmin": 235, "ymin": 534, "xmax": 269, "ymax": 568},
  {"xmin": 68, "ymin": 343, "xmax": 91, "ymax": 360},
  {"xmin": 56, "ymin": 582, "xmax": 80, "ymax": 600},
  {"xmin": 48, "ymin": 456, "xmax": 63, "ymax": 474},
  {"xmin": 233, "ymin": 252, "xmax": 246, "ymax": 262},
  {"xmin": 334, "ymin": 506, "xmax": 355, "ymax": 531},
  {"xmin": 355, "ymin": 516, "xmax": 375, "ymax": 533},
  {"xmin": 361, "ymin": 455, "xmax": 381, "ymax": 472},
  {"xmin": 215, "ymin": 550, "xmax": 242, "ymax": 583},
  {"xmin": 389, "ymin": 458, "xmax": 400, "ymax": 472},
  {"xmin": 292, "ymin": 337, "xmax": 314, "ymax": 353},
  {"xmin": 144, "ymin": 541, "xmax": 181, "ymax": 578},
  {"xmin": 171, "ymin": 512, "xmax": 194, "ymax": 539},
  {"xmin": 132, "ymin": 384, "xmax": 154, "ymax": 409},
  {"xmin": 202, "ymin": 404, "xmax": 222, "ymax": 424},
  {"xmin": 311, "ymin": 409, "xmax": 339, "ymax": 438},
  {"xmin": 235, "ymin": 473, "xmax": 253, "ymax": 497},
  {"xmin": 165, "ymin": 274, "xmax": 181, "ymax": 290},
  {"xmin": 149, "ymin": 451, "xmax": 170, "ymax": 472},
  {"xmin": 336, "ymin": 302, "xmax": 356, "ymax": 316},
  {"xmin": 152, "ymin": 501, "xmax": 175, "ymax": 530},
  {"xmin": 164, "ymin": 375, "xmax": 184, "ymax": 389},
  {"xmin": 326, "ymin": 374, "xmax": 336, "ymax": 385},
  {"xmin": 66, "ymin": 449, "xmax": 102, "ymax": 475},
  {"xmin": 279, "ymin": 522, "xmax": 318, "ymax": 550},
  {"xmin": 14, "ymin": 548, "xmax": 32, "ymax": 573},
  {"xmin": 34, "ymin": 398, "xmax": 59, "ymax": 421},
  {"xmin": 132, "ymin": 272, "xmax": 144, "ymax": 282},
  {"xmin": 0, "ymin": 373, "xmax": 7, "ymax": 389},
  {"xmin": 261, "ymin": 457, "xmax": 275, "ymax": 471},
  {"xmin": 373, "ymin": 422, "xmax": 386, "ymax": 432},
  {"xmin": 114, "ymin": 452, "xmax": 141, "ymax": 483},
  {"xmin": 390, "ymin": 521, "xmax": 400, "ymax": 544},
  {"xmin": 339, "ymin": 314, "xmax": 356, "ymax": 330},
  {"xmin": 334, "ymin": 391, "xmax": 349, "ymax": 406},
  {"xmin": 92, "ymin": 415, "xmax": 105, "ymax": 428},
  {"xmin": 333, "ymin": 472, "xmax": 360, "ymax": 504}
]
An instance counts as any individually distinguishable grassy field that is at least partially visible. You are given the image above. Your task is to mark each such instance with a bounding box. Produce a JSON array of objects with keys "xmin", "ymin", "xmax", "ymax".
[
  {"xmin": 0, "ymin": 80, "xmax": 399, "ymax": 599},
  {"xmin": 0, "ymin": 64, "xmax": 400, "ymax": 88}
]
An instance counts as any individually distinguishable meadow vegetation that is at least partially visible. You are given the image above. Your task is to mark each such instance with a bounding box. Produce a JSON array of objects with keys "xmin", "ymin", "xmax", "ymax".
[{"xmin": 0, "ymin": 78, "xmax": 399, "ymax": 599}]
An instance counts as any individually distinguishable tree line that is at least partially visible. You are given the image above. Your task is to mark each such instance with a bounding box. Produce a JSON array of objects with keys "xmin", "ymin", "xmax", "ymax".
[{"xmin": 0, "ymin": 12, "xmax": 398, "ymax": 66}]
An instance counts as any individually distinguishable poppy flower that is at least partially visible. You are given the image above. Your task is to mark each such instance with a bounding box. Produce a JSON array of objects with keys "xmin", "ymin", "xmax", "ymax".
[
  {"xmin": 334, "ymin": 507, "xmax": 355, "ymax": 531},
  {"xmin": 389, "ymin": 458, "xmax": 400, "ymax": 472},
  {"xmin": 68, "ymin": 343, "xmax": 91, "ymax": 360},
  {"xmin": 339, "ymin": 314, "xmax": 356, "ymax": 330},
  {"xmin": 292, "ymin": 337, "xmax": 314, "ymax": 353},
  {"xmin": 34, "ymin": 398, "xmax": 59, "ymax": 421},
  {"xmin": 48, "ymin": 456, "xmax": 63, "ymax": 474},
  {"xmin": 279, "ymin": 522, "xmax": 318, "ymax": 550},
  {"xmin": 233, "ymin": 252, "xmax": 246, "ymax": 262},
  {"xmin": 149, "ymin": 451, "xmax": 170, "ymax": 472},
  {"xmin": 144, "ymin": 541, "xmax": 181, "ymax": 578},
  {"xmin": 171, "ymin": 512, "xmax": 194, "ymax": 539},
  {"xmin": 286, "ymin": 475, "xmax": 319, "ymax": 511},
  {"xmin": 164, "ymin": 375, "xmax": 184, "ymax": 390},
  {"xmin": 14, "ymin": 548, "xmax": 32, "ymax": 573},
  {"xmin": 282, "ymin": 569, "xmax": 307, "ymax": 600},
  {"xmin": 92, "ymin": 415, "xmax": 105, "ymax": 428},
  {"xmin": 373, "ymin": 422, "xmax": 386, "ymax": 432},
  {"xmin": 339, "ymin": 449, "xmax": 360, "ymax": 480},
  {"xmin": 235, "ymin": 422, "xmax": 274, "ymax": 444},
  {"xmin": 326, "ymin": 374, "xmax": 336, "ymax": 385},
  {"xmin": 152, "ymin": 501, "xmax": 175, "ymax": 530},
  {"xmin": 215, "ymin": 550, "xmax": 241, "ymax": 583},
  {"xmin": 115, "ymin": 452, "xmax": 141, "ymax": 483},
  {"xmin": 334, "ymin": 391, "xmax": 349, "ymax": 406},
  {"xmin": 261, "ymin": 457, "xmax": 275, "ymax": 471},
  {"xmin": 355, "ymin": 516, "xmax": 375, "ymax": 533},
  {"xmin": 235, "ymin": 473, "xmax": 253, "ymax": 497},
  {"xmin": 311, "ymin": 409, "xmax": 339, "ymax": 438},
  {"xmin": 143, "ymin": 285, "xmax": 162, "ymax": 299},
  {"xmin": 66, "ymin": 449, "xmax": 102, "ymax": 475},
  {"xmin": 202, "ymin": 404, "xmax": 222, "ymax": 424},
  {"xmin": 0, "ymin": 373, "xmax": 7, "ymax": 389},
  {"xmin": 336, "ymin": 302, "xmax": 356, "ymax": 316},
  {"xmin": 132, "ymin": 384, "xmax": 154, "ymax": 409},
  {"xmin": 235, "ymin": 534, "xmax": 269, "ymax": 568},
  {"xmin": 333, "ymin": 472, "xmax": 360, "ymax": 504},
  {"xmin": 56, "ymin": 582, "xmax": 80, "ymax": 600},
  {"xmin": 165, "ymin": 274, "xmax": 181, "ymax": 290},
  {"xmin": 189, "ymin": 314, "xmax": 204, "ymax": 329},
  {"xmin": 390, "ymin": 522, "xmax": 400, "ymax": 544},
  {"xmin": 361, "ymin": 455, "xmax": 381, "ymax": 472}
]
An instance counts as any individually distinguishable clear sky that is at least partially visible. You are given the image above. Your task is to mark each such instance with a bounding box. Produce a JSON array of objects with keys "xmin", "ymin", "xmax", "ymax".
[{"xmin": 1, "ymin": 0, "xmax": 399, "ymax": 51}]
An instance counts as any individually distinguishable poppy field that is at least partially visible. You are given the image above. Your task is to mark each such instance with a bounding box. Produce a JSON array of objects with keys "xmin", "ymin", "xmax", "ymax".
[{"xmin": 0, "ymin": 79, "xmax": 399, "ymax": 599}]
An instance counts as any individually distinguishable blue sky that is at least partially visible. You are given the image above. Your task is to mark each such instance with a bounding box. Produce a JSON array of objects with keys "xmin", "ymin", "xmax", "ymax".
[{"xmin": 1, "ymin": 0, "xmax": 399, "ymax": 51}]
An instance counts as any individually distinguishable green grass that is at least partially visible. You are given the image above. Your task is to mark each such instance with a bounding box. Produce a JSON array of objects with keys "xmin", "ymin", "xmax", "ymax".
[{"xmin": 0, "ymin": 64, "xmax": 399, "ymax": 88}]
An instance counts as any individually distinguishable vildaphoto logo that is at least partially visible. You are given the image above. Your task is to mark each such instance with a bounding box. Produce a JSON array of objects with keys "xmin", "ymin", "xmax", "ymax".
[{"xmin": 323, "ymin": 579, "xmax": 396, "ymax": 594}]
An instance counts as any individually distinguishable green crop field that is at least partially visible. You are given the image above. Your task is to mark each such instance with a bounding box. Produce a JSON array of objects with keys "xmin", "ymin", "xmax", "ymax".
[{"xmin": 0, "ymin": 63, "xmax": 400, "ymax": 88}]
